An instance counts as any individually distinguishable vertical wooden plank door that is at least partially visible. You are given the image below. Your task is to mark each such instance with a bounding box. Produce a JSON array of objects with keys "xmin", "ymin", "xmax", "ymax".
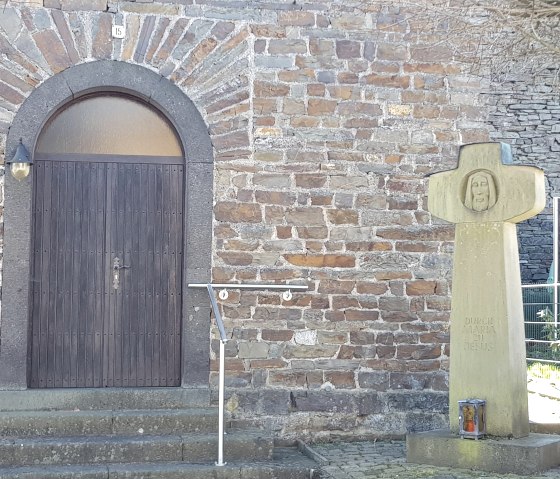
[{"xmin": 29, "ymin": 158, "xmax": 183, "ymax": 388}]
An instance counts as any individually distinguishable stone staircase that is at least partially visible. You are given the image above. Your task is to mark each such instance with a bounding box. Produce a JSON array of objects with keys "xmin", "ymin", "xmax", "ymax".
[{"xmin": 0, "ymin": 388, "xmax": 319, "ymax": 478}]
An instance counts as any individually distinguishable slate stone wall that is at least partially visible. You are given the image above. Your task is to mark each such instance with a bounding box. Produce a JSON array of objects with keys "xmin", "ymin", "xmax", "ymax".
[
  {"xmin": 0, "ymin": 0, "xmax": 501, "ymax": 439},
  {"xmin": 486, "ymin": 74, "xmax": 560, "ymax": 283}
]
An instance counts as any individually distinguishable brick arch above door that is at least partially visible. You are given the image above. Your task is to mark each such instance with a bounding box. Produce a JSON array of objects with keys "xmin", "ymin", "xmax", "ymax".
[{"xmin": 2, "ymin": 60, "xmax": 213, "ymax": 390}]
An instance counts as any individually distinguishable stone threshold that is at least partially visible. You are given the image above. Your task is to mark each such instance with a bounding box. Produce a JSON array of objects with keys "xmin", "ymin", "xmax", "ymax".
[{"xmin": 0, "ymin": 387, "xmax": 210, "ymax": 411}]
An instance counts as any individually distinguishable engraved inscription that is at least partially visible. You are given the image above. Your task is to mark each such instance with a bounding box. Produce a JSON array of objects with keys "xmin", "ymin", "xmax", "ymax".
[
  {"xmin": 464, "ymin": 317, "xmax": 496, "ymax": 352},
  {"xmin": 463, "ymin": 170, "xmax": 497, "ymax": 212}
]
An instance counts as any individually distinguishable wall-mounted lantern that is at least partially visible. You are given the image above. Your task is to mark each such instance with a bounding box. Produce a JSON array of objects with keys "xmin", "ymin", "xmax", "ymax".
[
  {"xmin": 7, "ymin": 139, "xmax": 32, "ymax": 181},
  {"xmin": 459, "ymin": 399, "xmax": 486, "ymax": 440}
]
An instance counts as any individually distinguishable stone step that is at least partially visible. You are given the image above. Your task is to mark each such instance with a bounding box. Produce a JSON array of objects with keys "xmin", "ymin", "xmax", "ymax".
[
  {"xmin": 0, "ymin": 431, "xmax": 274, "ymax": 467},
  {"xmin": 0, "ymin": 388, "xmax": 210, "ymax": 412},
  {"xmin": 0, "ymin": 456, "xmax": 319, "ymax": 479},
  {"xmin": 0, "ymin": 408, "xmax": 219, "ymax": 437}
]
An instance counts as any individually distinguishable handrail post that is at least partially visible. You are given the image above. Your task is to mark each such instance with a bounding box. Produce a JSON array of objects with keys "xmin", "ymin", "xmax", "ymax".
[
  {"xmin": 217, "ymin": 339, "xmax": 226, "ymax": 467},
  {"xmin": 188, "ymin": 282, "xmax": 308, "ymax": 467},
  {"xmin": 205, "ymin": 284, "xmax": 227, "ymax": 467}
]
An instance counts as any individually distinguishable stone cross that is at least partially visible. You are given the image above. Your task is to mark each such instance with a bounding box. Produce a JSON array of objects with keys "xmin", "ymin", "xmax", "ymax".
[{"xmin": 428, "ymin": 143, "xmax": 545, "ymax": 438}]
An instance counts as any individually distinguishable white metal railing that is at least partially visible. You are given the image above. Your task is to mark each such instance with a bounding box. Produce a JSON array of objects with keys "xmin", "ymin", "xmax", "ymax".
[
  {"xmin": 522, "ymin": 282, "xmax": 558, "ymax": 329},
  {"xmin": 522, "ymin": 282, "xmax": 560, "ymax": 366},
  {"xmin": 187, "ymin": 282, "xmax": 308, "ymax": 466}
]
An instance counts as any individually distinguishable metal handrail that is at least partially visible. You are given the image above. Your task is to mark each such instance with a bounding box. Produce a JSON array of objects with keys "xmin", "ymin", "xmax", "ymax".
[{"xmin": 188, "ymin": 282, "xmax": 308, "ymax": 467}]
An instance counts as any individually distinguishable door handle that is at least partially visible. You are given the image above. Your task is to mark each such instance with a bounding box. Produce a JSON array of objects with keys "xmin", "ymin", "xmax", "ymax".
[
  {"xmin": 113, "ymin": 257, "xmax": 130, "ymax": 270},
  {"xmin": 112, "ymin": 257, "xmax": 130, "ymax": 289}
]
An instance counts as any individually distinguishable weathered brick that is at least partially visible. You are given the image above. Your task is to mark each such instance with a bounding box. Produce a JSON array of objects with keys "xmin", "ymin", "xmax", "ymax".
[
  {"xmin": 296, "ymin": 227, "xmax": 328, "ymax": 239},
  {"xmin": 283, "ymin": 344, "xmax": 339, "ymax": 359},
  {"xmin": 285, "ymin": 208, "xmax": 325, "ymax": 226},
  {"xmin": 284, "ymin": 254, "xmax": 355, "ymax": 268},
  {"xmin": 350, "ymin": 331, "xmax": 375, "ymax": 345},
  {"xmin": 283, "ymin": 98, "xmax": 305, "ymax": 114},
  {"xmin": 269, "ymin": 371, "xmax": 323, "ymax": 388},
  {"xmin": 363, "ymin": 74, "xmax": 410, "ymax": 88},
  {"xmin": 337, "ymin": 102, "xmax": 382, "ymax": 116},
  {"xmin": 396, "ymin": 345, "xmax": 441, "ymax": 360},
  {"xmin": 406, "ymin": 280, "xmax": 437, "ymax": 296},
  {"xmin": 261, "ymin": 329, "xmax": 294, "ymax": 341},
  {"xmin": 325, "ymin": 371, "xmax": 355, "ymax": 388},
  {"xmin": 290, "ymin": 116, "xmax": 320, "ymax": 127},
  {"xmin": 358, "ymin": 371, "xmax": 389, "ymax": 391},
  {"xmin": 336, "ymin": 40, "xmax": 360, "ymax": 59},
  {"xmin": 255, "ymin": 191, "xmax": 296, "ymax": 206},
  {"xmin": 376, "ymin": 226, "xmax": 454, "ymax": 241},
  {"xmin": 460, "ymin": 129, "xmax": 490, "ymax": 143},
  {"xmin": 377, "ymin": 43, "xmax": 408, "ymax": 61},
  {"xmin": 60, "ymin": 0, "xmax": 107, "ymax": 11},
  {"xmin": 0, "ymin": 82, "xmax": 25, "ymax": 105},
  {"xmin": 318, "ymin": 331, "xmax": 349, "ymax": 344},
  {"xmin": 330, "ymin": 176, "xmax": 368, "ymax": 189},
  {"xmin": 355, "ymin": 282, "xmax": 388, "ymax": 295},
  {"xmin": 278, "ymin": 11, "xmax": 315, "ymax": 26},
  {"xmin": 331, "ymin": 14, "xmax": 364, "ymax": 30},
  {"xmin": 223, "ymin": 239, "xmax": 259, "ymax": 251},
  {"xmin": 332, "ymin": 296, "xmax": 359, "ymax": 309},
  {"xmin": 276, "ymin": 226, "xmax": 292, "ymax": 240},
  {"xmin": 33, "ymin": 29, "xmax": 72, "ymax": 73},
  {"xmin": 217, "ymin": 252, "xmax": 253, "ymax": 266},
  {"xmin": 308, "ymin": 98, "xmax": 337, "ymax": 115},
  {"xmin": 396, "ymin": 242, "xmax": 439, "ymax": 253},
  {"xmin": 239, "ymin": 342, "xmax": 269, "ymax": 359},
  {"xmin": 344, "ymin": 310, "xmax": 379, "ymax": 321},
  {"xmin": 269, "ymin": 39, "xmax": 307, "ymax": 54},
  {"xmin": 327, "ymin": 210, "xmax": 359, "ymax": 225},
  {"xmin": 215, "ymin": 202, "xmax": 262, "ymax": 223},
  {"xmin": 249, "ymin": 359, "xmax": 288, "ymax": 369},
  {"xmin": 254, "ymin": 81, "xmax": 290, "ymax": 97},
  {"xmin": 211, "ymin": 21, "xmax": 235, "ymax": 40},
  {"xmin": 337, "ymin": 345, "xmax": 369, "ymax": 359},
  {"xmin": 318, "ymin": 280, "xmax": 354, "ymax": 294},
  {"xmin": 253, "ymin": 173, "xmax": 290, "ymax": 188},
  {"xmin": 51, "ymin": 9, "xmax": 80, "ymax": 64},
  {"xmin": 410, "ymin": 44, "xmax": 453, "ymax": 62},
  {"xmin": 311, "ymin": 194, "xmax": 333, "ymax": 206}
]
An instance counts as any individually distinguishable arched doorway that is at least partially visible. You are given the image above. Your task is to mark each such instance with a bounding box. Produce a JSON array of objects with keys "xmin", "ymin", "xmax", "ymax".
[
  {"xmin": 2, "ymin": 61, "xmax": 213, "ymax": 390},
  {"xmin": 30, "ymin": 94, "xmax": 184, "ymax": 388}
]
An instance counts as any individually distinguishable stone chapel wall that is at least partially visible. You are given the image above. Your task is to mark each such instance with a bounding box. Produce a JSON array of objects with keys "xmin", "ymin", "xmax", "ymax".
[{"xmin": 0, "ymin": 0, "xmax": 503, "ymax": 438}]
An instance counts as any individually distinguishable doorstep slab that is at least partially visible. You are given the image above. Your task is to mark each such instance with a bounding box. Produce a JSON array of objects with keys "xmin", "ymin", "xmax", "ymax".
[
  {"xmin": 0, "ymin": 388, "xmax": 210, "ymax": 411},
  {"xmin": 407, "ymin": 429, "xmax": 560, "ymax": 474}
]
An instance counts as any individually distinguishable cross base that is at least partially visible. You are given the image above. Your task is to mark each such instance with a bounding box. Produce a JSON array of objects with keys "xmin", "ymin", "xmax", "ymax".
[{"xmin": 407, "ymin": 430, "xmax": 560, "ymax": 474}]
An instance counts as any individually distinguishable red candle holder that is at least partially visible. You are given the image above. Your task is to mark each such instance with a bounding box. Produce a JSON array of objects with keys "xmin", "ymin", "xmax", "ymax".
[{"xmin": 458, "ymin": 399, "xmax": 486, "ymax": 439}]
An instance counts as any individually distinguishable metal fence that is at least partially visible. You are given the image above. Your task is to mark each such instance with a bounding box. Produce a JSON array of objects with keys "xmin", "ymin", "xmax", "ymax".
[{"xmin": 522, "ymin": 283, "xmax": 560, "ymax": 367}]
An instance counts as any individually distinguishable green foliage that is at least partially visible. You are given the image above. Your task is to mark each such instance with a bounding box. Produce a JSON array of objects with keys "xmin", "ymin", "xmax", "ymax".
[
  {"xmin": 527, "ymin": 361, "xmax": 560, "ymax": 383},
  {"xmin": 526, "ymin": 307, "xmax": 560, "ymax": 361}
]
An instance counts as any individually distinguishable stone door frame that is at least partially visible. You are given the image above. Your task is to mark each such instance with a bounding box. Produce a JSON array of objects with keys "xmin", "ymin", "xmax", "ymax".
[{"xmin": 2, "ymin": 60, "xmax": 213, "ymax": 390}]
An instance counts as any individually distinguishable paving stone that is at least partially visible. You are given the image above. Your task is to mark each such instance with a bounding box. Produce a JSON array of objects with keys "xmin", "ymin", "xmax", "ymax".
[{"xmin": 311, "ymin": 440, "xmax": 560, "ymax": 479}]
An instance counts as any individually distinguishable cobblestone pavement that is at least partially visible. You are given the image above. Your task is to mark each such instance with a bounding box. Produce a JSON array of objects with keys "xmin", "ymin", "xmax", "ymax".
[{"xmin": 310, "ymin": 440, "xmax": 560, "ymax": 479}]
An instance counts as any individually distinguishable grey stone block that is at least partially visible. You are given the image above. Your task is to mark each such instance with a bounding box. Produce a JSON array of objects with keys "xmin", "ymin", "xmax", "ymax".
[
  {"xmin": 0, "ymin": 435, "xmax": 183, "ymax": 466},
  {"xmin": 0, "ymin": 388, "xmax": 210, "ymax": 412},
  {"xmin": 407, "ymin": 429, "xmax": 560, "ymax": 474}
]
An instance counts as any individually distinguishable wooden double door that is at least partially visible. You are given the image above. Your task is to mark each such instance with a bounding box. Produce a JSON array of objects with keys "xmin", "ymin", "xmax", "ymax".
[{"xmin": 29, "ymin": 156, "xmax": 184, "ymax": 388}]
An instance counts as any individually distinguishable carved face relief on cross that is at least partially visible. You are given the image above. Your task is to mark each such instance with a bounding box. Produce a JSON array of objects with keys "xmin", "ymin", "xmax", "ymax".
[
  {"xmin": 428, "ymin": 143, "xmax": 545, "ymax": 225},
  {"xmin": 464, "ymin": 170, "xmax": 497, "ymax": 212}
]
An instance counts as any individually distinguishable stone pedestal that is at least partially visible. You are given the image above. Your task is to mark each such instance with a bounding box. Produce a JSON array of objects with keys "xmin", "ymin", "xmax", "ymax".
[
  {"xmin": 407, "ymin": 429, "xmax": 560, "ymax": 475},
  {"xmin": 450, "ymin": 222, "xmax": 529, "ymax": 437}
]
